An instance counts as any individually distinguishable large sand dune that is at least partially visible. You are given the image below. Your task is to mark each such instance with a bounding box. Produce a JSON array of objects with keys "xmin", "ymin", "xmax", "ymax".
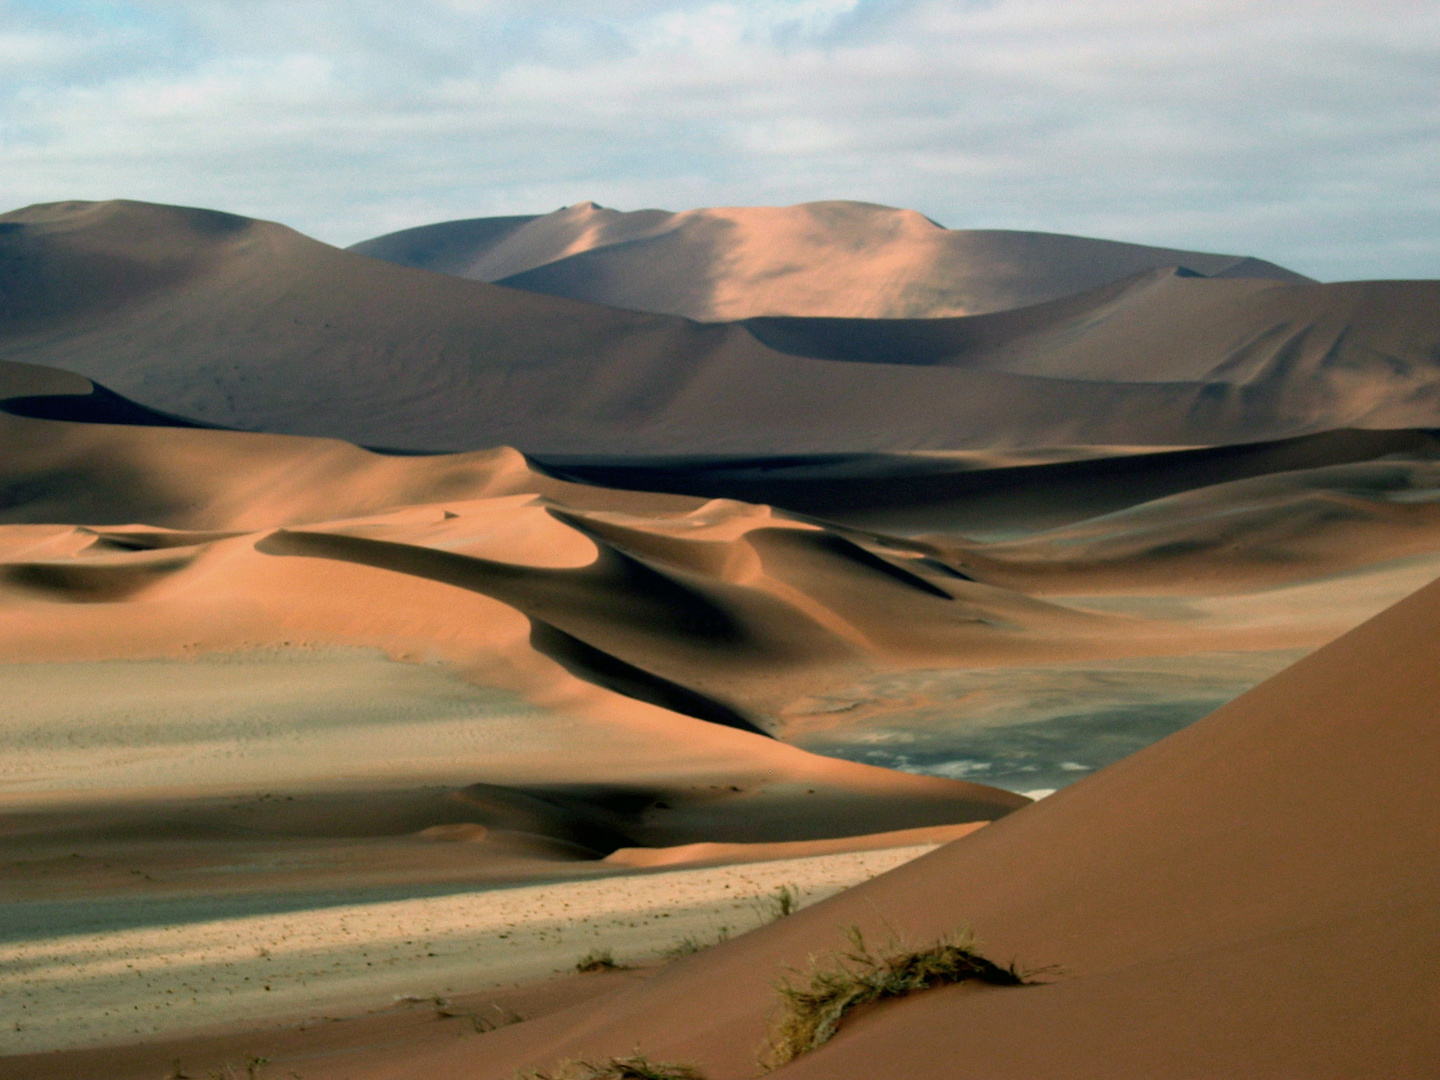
[
  {"xmin": 3, "ymin": 200, "xmax": 1439, "ymax": 454},
  {"xmin": 4, "ymin": 359, "xmax": 1440, "ymax": 795},
  {"xmin": 2, "ymin": 194, "xmax": 1438, "ymax": 1075},
  {"xmin": 393, "ymin": 566, "xmax": 1440, "ymax": 1080},
  {"xmin": 350, "ymin": 199, "xmax": 1310, "ymax": 320}
]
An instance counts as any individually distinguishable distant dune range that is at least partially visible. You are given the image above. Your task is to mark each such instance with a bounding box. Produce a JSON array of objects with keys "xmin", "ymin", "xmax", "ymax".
[
  {"xmin": 348, "ymin": 199, "xmax": 1312, "ymax": 321},
  {"xmin": 2, "ymin": 199, "xmax": 1440, "ymax": 458}
]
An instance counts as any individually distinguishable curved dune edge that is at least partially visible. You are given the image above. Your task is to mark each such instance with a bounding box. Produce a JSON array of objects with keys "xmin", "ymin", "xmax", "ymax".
[
  {"xmin": 4, "ymin": 200, "xmax": 1439, "ymax": 455},
  {"xmin": 6, "ymin": 361, "xmax": 1440, "ymax": 816},
  {"xmin": 349, "ymin": 199, "xmax": 1309, "ymax": 321},
  {"xmin": 602, "ymin": 821, "xmax": 988, "ymax": 869},
  {"xmin": 364, "ymin": 570, "xmax": 1440, "ymax": 1080}
]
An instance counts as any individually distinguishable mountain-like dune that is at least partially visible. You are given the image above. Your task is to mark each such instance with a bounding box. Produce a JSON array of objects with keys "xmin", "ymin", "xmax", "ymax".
[
  {"xmin": 391, "ymin": 565, "xmax": 1440, "ymax": 1080},
  {"xmin": 0, "ymin": 360, "xmax": 1035, "ymax": 836},
  {"xmin": 2, "ymin": 186, "xmax": 1440, "ymax": 1077},
  {"xmin": 3, "ymin": 200, "xmax": 1439, "ymax": 457},
  {"xmin": 350, "ymin": 199, "xmax": 1311, "ymax": 320},
  {"xmin": 5, "ymin": 359, "xmax": 1440, "ymax": 795}
]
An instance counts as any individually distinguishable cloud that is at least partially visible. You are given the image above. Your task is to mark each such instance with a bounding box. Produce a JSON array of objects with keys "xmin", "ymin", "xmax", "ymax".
[{"xmin": 0, "ymin": 0, "xmax": 1436, "ymax": 279}]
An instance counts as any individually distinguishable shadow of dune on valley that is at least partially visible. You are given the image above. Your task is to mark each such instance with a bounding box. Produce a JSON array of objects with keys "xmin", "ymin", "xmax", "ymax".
[{"xmin": 3, "ymin": 195, "xmax": 1440, "ymax": 1076}]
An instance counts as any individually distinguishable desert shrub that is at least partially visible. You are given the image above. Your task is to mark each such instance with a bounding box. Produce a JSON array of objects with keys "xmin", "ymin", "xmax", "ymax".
[
  {"xmin": 437, "ymin": 1000, "xmax": 524, "ymax": 1032},
  {"xmin": 515, "ymin": 1053, "xmax": 704, "ymax": 1079},
  {"xmin": 761, "ymin": 927, "xmax": 1028, "ymax": 1070},
  {"xmin": 662, "ymin": 926, "xmax": 729, "ymax": 959},
  {"xmin": 754, "ymin": 884, "xmax": 800, "ymax": 922},
  {"xmin": 575, "ymin": 947, "xmax": 624, "ymax": 973}
]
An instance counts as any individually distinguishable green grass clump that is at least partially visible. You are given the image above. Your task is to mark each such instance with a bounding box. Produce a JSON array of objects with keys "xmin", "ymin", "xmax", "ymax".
[
  {"xmin": 516, "ymin": 1053, "xmax": 704, "ymax": 1079},
  {"xmin": 575, "ymin": 947, "xmax": 624, "ymax": 973},
  {"xmin": 761, "ymin": 927, "xmax": 1028, "ymax": 1070}
]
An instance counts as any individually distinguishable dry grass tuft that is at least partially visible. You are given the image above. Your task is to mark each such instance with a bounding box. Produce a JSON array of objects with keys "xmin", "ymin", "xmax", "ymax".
[
  {"xmin": 761, "ymin": 926, "xmax": 1030, "ymax": 1070},
  {"xmin": 515, "ymin": 1053, "xmax": 705, "ymax": 1079},
  {"xmin": 663, "ymin": 926, "xmax": 729, "ymax": 959},
  {"xmin": 753, "ymin": 884, "xmax": 800, "ymax": 922},
  {"xmin": 575, "ymin": 947, "xmax": 624, "ymax": 973}
]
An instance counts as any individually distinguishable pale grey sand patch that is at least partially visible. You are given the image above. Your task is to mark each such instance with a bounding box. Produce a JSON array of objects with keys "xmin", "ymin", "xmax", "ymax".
[{"xmin": 0, "ymin": 650, "xmax": 556, "ymax": 797}]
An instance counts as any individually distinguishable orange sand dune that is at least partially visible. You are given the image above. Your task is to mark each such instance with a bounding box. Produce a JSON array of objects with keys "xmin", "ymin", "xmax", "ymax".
[
  {"xmin": 4, "ymin": 360, "xmax": 1440, "ymax": 781},
  {"xmin": 350, "ymin": 199, "xmax": 1309, "ymax": 320},
  {"xmin": 3, "ymin": 200, "xmax": 1439, "ymax": 455},
  {"xmin": 1, "ymin": 190, "xmax": 1439, "ymax": 1076},
  {"xmin": 382, "ymin": 564, "xmax": 1440, "ymax": 1080}
]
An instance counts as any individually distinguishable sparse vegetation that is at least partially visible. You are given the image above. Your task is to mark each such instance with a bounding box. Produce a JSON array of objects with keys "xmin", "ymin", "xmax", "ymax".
[
  {"xmin": 515, "ymin": 1053, "xmax": 705, "ymax": 1079},
  {"xmin": 437, "ymin": 1000, "xmax": 524, "ymax": 1033},
  {"xmin": 663, "ymin": 926, "xmax": 729, "ymax": 959},
  {"xmin": 754, "ymin": 884, "xmax": 801, "ymax": 923},
  {"xmin": 575, "ymin": 947, "xmax": 625, "ymax": 973},
  {"xmin": 760, "ymin": 927, "xmax": 1030, "ymax": 1070},
  {"xmin": 205, "ymin": 1058, "xmax": 269, "ymax": 1080}
]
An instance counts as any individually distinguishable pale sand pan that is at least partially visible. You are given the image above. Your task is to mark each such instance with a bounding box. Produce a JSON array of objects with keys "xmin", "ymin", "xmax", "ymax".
[{"xmin": 0, "ymin": 843, "xmax": 941, "ymax": 1054}]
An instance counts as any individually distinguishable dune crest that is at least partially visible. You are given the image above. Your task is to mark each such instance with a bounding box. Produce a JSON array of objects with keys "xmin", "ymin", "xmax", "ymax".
[
  {"xmin": 5, "ymin": 200, "xmax": 1436, "ymax": 455},
  {"xmin": 350, "ymin": 199, "xmax": 1310, "ymax": 320},
  {"xmin": 3, "ymin": 192, "xmax": 1440, "ymax": 1075},
  {"xmin": 416, "ymin": 562, "xmax": 1440, "ymax": 1080}
]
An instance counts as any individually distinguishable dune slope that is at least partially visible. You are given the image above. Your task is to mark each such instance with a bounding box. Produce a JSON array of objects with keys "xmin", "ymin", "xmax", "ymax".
[
  {"xmin": 418, "ymin": 567, "xmax": 1440, "ymax": 1080},
  {"xmin": 2, "ymin": 200, "xmax": 1439, "ymax": 454},
  {"xmin": 350, "ymin": 199, "xmax": 1310, "ymax": 319},
  {"xmin": 6, "ymin": 359, "xmax": 1440, "ymax": 797}
]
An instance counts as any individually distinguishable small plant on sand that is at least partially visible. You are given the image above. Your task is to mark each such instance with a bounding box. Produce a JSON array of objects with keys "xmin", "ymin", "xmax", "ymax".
[
  {"xmin": 754, "ymin": 884, "xmax": 800, "ymax": 923},
  {"xmin": 760, "ymin": 926, "xmax": 1029, "ymax": 1070},
  {"xmin": 575, "ymin": 947, "xmax": 625, "ymax": 973},
  {"xmin": 437, "ymin": 1000, "xmax": 524, "ymax": 1033},
  {"xmin": 663, "ymin": 926, "xmax": 729, "ymax": 959},
  {"xmin": 206, "ymin": 1058, "xmax": 269, "ymax": 1080},
  {"xmin": 515, "ymin": 1053, "xmax": 705, "ymax": 1079}
]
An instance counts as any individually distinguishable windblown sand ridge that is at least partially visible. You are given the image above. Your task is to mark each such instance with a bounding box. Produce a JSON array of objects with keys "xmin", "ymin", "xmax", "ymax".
[
  {"xmin": 3, "ymin": 200, "xmax": 1439, "ymax": 454},
  {"xmin": 350, "ymin": 199, "xmax": 1310, "ymax": 320},
  {"xmin": 2, "ymin": 192, "xmax": 1439, "ymax": 1077},
  {"xmin": 4, "ymin": 360, "xmax": 1440, "ymax": 797},
  {"xmin": 386, "ymin": 569, "xmax": 1440, "ymax": 1080}
]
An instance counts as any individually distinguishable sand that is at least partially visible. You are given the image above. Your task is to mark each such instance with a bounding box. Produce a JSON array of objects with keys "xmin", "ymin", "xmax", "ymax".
[
  {"xmin": 3, "ymin": 200, "xmax": 1439, "ymax": 455},
  {"xmin": 350, "ymin": 199, "xmax": 1309, "ymax": 320},
  {"xmin": 389, "ymin": 570, "xmax": 1440, "ymax": 1080},
  {"xmin": 1, "ymin": 195, "xmax": 1438, "ymax": 1077},
  {"xmin": 1, "ymin": 842, "xmax": 943, "ymax": 1055}
]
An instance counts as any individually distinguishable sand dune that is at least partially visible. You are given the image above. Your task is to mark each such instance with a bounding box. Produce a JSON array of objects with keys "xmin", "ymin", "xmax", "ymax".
[
  {"xmin": 3, "ymin": 193, "xmax": 1439, "ymax": 1076},
  {"xmin": 3, "ymin": 200, "xmax": 1439, "ymax": 454},
  {"xmin": 350, "ymin": 199, "xmax": 1309, "ymax": 320},
  {"xmin": 392, "ymin": 567, "xmax": 1440, "ymax": 1080},
  {"xmin": 4, "ymin": 362, "xmax": 1440, "ymax": 803}
]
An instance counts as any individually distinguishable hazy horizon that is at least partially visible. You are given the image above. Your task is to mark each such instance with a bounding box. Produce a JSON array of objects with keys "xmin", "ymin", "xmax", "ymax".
[{"xmin": 2, "ymin": 0, "xmax": 1437, "ymax": 282}]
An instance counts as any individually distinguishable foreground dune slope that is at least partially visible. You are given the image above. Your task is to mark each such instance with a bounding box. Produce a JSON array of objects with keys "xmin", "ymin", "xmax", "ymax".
[
  {"xmin": 419, "ymin": 569, "xmax": 1440, "ymax": 1080},
  {"xmin": 3, "ymin": 200, "xmax": 1439, "ymax": 453},
  {"xmin": 349, "ymin": 199, "xmax": 1310, "ymax": 320}
]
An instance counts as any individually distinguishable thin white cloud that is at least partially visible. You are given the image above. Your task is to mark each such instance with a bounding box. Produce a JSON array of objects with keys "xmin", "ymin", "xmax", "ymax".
[{"xmin": 0, "ymin": 0, "xmax": 1436, "ymax": 279}]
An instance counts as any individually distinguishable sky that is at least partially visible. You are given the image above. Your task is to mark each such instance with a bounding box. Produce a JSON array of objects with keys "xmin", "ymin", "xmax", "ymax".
[{"xmin": 1, "ymin": 0, "xmax": 1437, "ymax": 280}]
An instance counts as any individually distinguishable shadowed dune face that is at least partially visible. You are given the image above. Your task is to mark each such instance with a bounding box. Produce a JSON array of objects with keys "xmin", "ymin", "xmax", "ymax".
[
  {"xmin": 5, "ymin": 364, "xmax": 1440, "ymax": 815},
  {"xmin": 350, "ymin": 199, "xmax": 1311, "ymax": 320},
  {"xmin": 436, "ymin": 567, "xmax": 1440, "ymax": 1080},
  {"xmin": 3, "ymin": 200, "xmax": 1439, "ymax": 455},
  {"xmin": 1, "ymin": 191, "xmax": 1439, "ymax": 1073}
]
